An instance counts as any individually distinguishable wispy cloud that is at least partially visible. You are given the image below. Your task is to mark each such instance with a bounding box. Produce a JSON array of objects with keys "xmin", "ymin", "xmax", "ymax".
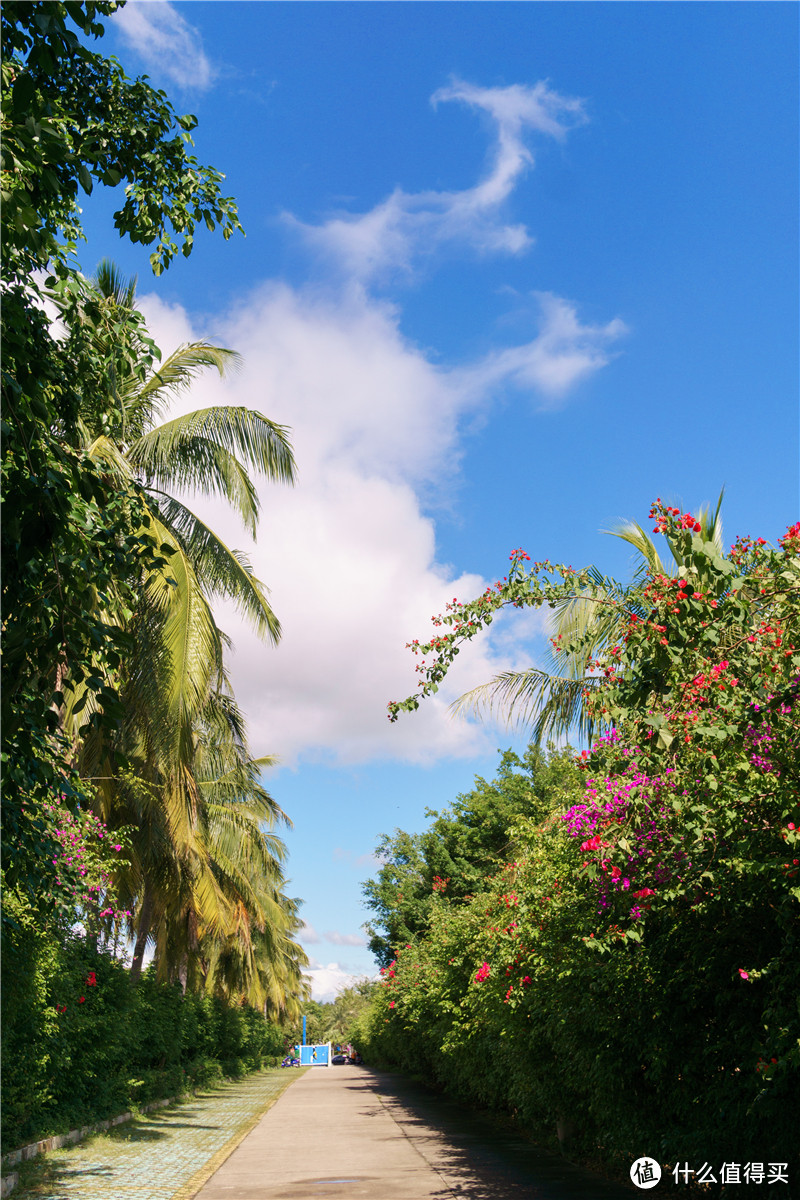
[
  {"xmin": 112, "ymin": 1, "xmax": 215, "ymax": 91},
  {"xmin": 300, "ymin": 921, "xmax": 367, "ymax": 948},
  {"xmin": 323, "ymin": 931, "xmax": 368, "ymax": 947},
  {"xmin": 333, "ymin": 848, "xmax": 381, "ymax": 872},
  {"xmin": 288, "ymin": 79, "xmax": 587, "ymax": 283},
  {"xmin": 465, "ymin": 292, "xmax": 628, "ymax": 407}
]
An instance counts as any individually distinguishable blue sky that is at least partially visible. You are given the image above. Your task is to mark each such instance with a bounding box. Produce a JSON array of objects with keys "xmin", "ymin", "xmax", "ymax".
[{"xmin": 80, "ymin": 1, "xmax": 797, "ymax": 998}]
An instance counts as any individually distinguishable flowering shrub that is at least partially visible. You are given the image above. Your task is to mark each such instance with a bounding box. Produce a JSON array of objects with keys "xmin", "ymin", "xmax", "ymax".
[
  {"xmin": 42, "ymin": 797, "xmax": 131, "ymax": 930},
  {"xmin": 365, "ymin": 503, "xmax": 798, "ymax": 1174},
  {"xmin": 1, "ymin": 895, "xmax": 285, "ymax": 1150}
]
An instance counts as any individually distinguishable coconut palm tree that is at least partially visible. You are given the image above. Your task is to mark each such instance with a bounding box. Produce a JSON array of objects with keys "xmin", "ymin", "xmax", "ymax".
[
  {"xmin": 54, "ymin": 264, "xmax": 304, "ymax": 1008},
  {"xmin": 453, "ymin": 494, "xmax": 726, "ymax": 745},
  {"xmin": 58, "ymin": 260, "xmax": 294, "ymax": 734}
]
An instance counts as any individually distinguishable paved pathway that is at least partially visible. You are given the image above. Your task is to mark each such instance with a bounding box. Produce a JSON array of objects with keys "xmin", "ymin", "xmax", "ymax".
[
  {"xmin": 9, "ymin": 1068, "xmax": 308, "ymax": 1200},
  {"xmin": 195, "ymin": 1065, "xmax": 634, "ymax": 1200},
  {"xmin": 10, "ymin": 1064, "xmax": 636, "ymax": 1200}
]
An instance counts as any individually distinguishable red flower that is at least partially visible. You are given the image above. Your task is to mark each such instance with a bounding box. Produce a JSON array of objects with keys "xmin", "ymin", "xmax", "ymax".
[
  {"xmin": 86, "ymin": 971, "xmax": 97, "ymax": 987},
  {"xmin": 78, "ymin": 996, "xmax": 86, "ymax": 1004},
  {"xmin": 389, "ymin": 1001, "xmax": 395, "ymax": 1009}
]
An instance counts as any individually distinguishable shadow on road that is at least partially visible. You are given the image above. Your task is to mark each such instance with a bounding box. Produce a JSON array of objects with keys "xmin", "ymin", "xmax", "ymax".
[{"xmin": 355, "ymin": 1067, "xmax": 635, "ymax": 1200}]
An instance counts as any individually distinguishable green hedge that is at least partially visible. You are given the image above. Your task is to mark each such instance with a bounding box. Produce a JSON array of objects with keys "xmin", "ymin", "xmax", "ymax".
[
  {"xmin": 353, "ymin": 753, "xmax": 798, "ymax": 1181},
  {"xmin": 1, "ymin": 889, "xmax": 284, "ymax": 1151}
]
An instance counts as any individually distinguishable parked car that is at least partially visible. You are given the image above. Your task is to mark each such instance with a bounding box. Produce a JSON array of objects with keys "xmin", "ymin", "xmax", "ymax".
[{"xmin": 332, "ymin": 1053, "xmax": 348, "ymax": 1065}]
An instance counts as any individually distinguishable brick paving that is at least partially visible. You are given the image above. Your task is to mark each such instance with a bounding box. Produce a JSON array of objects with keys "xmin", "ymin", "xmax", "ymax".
[{"xmin": 9, "ymin": 1067, "xmax": 307, "ymax": 1200}]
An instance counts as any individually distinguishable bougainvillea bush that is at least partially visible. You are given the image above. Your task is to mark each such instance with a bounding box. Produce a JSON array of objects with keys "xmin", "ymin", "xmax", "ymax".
[{"xmin": 360, "ymin": 505, "xmax": 799, "ymax": 1179}]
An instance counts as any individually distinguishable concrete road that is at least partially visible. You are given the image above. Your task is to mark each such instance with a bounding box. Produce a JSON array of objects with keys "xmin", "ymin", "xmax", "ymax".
[{"xmin": 194, "ymin": 1065, "xmax": 635, "ymax": 1200}]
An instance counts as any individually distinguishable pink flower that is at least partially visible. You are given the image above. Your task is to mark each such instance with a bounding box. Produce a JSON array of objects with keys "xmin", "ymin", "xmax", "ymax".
[
  {"xmin": 389, "ymin": 1001, "xmax": 395, "ymax": 1009},
  {"xmin": 474, "ymin": 962, "xmax": 490, "ymax": 983},
  {"xmin": 738, "ymin": 969, "xmax": 749, "ymax": 981}
]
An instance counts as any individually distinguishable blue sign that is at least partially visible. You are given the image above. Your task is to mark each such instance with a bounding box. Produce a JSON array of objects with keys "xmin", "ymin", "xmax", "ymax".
[{"xmin": 299, "ymin": 1043, "xmax": 330, "ymax": 1066}]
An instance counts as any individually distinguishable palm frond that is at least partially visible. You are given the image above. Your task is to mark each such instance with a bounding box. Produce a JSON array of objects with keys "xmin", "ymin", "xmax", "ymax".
[
  {"xmin": 136, "ymin": 343, "xmax": 240, "ymax": 423},
  {"xmin": 92, "ymin": 258, "xmax": 138, "ymax": 309},
  {"xmin": 130, "ymin": 407, "xmax": 295, "ymax": 524},
  {"xmin": 85, "ymin": 434, "xmax": 136, "ymax": 485},
  {"xmin": 452, "ymin": 668, "xmax": 602, "ymax": 745},
  {"xmin": 134, "ymin": 433, "xmax": 261, "ymax": 535},
  {"xmin": 145, "ymin": 516, "xmax": 224, "ymax": 729},
  {"xmin": 605, "ymin": 521, "xmax": 670, "ymax": 583},
  {"xmin": 545, "ymin": 582, "xmax": 626, "ymax": 676},
  {"xmin": 154, "ymin": 495, "xmax": 280, "ymax": 643}
]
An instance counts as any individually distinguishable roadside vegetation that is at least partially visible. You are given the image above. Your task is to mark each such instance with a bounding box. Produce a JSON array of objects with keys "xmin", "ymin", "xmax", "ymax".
[
  {"xmin": 359, "ymin": 504, "xmax": 799, "ymax": 1182},
  {"xmin": 1, "ymin": 1, "xmax": 307, "ymax": 1151}
]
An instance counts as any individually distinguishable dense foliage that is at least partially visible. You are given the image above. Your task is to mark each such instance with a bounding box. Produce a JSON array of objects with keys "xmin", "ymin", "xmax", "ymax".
[
  {"xmin": 363, "ymin": 745, "xmax": 580, "ymax": 966},
  {"xmin": 2, "ymin": 883, "xmax": 284, "ymax": 1150},
  {"xmin": 362, "ymin": 505, "xmax": 799, "ymax": 1183},
  {"xmin": 2, "ymin": 0, "xmax": 242, "ymax": 916},
  {"xmin": 2, "ymin": 2, "xmax": 308, "ymax": 1150}
]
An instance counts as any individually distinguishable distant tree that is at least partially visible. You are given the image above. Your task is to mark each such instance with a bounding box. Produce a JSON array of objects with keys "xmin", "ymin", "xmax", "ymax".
[{"xmin": 363, "ymin": 746, "xmax": 581, "ymax": 966}]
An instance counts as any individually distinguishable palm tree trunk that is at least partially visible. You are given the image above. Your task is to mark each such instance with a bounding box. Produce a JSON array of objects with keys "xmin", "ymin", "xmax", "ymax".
[{"xmin": 130, "ymin": 882, "xmax": 154, "ymax": 982}]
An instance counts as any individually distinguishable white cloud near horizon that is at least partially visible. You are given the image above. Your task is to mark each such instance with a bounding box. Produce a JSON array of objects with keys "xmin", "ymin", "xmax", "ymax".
[
  {"xmin": 288, "ymin": 79, "xmax": 587, "ymax": 283},
  {"xmin": 112, "ymin": 1, "xmax": 215, "ymax": 91},
  {"xmin": 304, "ymin": 960, "xmax": 373, "ymax": 1003}
]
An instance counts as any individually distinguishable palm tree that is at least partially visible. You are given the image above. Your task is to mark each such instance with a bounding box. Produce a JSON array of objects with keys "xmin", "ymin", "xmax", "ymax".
[
  {"xmin": 453, "ymin": 494, "xmax": 726, "ymax": 745},
  {"xmin": 59, "ymin": 260, "xmax": 294, "ymax": 728},
  {"xmin": 54, "ymin": 263, "xmax": 304, "ymax": 1007}
]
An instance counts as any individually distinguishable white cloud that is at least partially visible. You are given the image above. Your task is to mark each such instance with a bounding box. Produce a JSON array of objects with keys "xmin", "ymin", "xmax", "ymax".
[
  {"xmin": 299, "ymin": 922, "xmax": 321, "ymax": 944},
  {"xmin": 137, "ymin": 284, "xmax": 550, "ymax": 767},
  {"xmin": 131, "ymin": 75, "xmax": 624, "ymax": 769},
  {"xmin": 289, "ymin": 79, "xmax": 587, "ymax": 283},
  {"xmin": 323, "ymin": 930, "xmax": 368, "ymax": 947},
  {"xmin": 112, "ymin": 1, "xmax": 215, "ymax": 91},
  {"xmin": 304, "ymin": 960, "xmax": 366, "ymax": 1002},
  {"xmin": 136, "ymin": 276, "xmax": 614, "ymax": 766},
  {"xmin": 465, "ymin": 292, "xmax": 628, "ymax": 407}
]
